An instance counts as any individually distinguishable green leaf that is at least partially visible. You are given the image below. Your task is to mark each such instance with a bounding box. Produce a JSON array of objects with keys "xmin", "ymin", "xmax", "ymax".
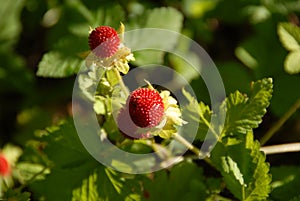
[
  {"xmin": 284, "ymin": 50, "xmax": 300, "ymax": 74},
  {"xmin": 270, "ymin": 166, "xmax": 300, "ymax": 201},
  {"xmin": 168, "ymin": 30, "xmax": 201, "ymax": 83},
  {"xmin": 93, "ymin": 96, "xmax": 106, "ymax": 115},
  {"xmin": 37, "ymin": 33, "xmax": 87, "ymax": 78},
  {"xmin": 221, "ymin": 78, "xmax": 273, "ymax": 136},
  {"xmin": 29, "ymin": 120, "xmax": 99, "ymax": 201},
  {"xmin": 37, "ymin": 51, "xmax": 83, "ymax": 78},
  {"xmin": 72, "ymin": 171, "xmax": 100, "ymax": 201},
  {"xmin": 0, "ymin": 0, "xmax": 25, "ymax": 50},
  {"xmin": 182, "ymin": 88, "xmax": 212, "ymax": 141},
  {"xmin": 3, "ymin": 189, "xmax": 30, "ymax": 201},
  {"xmin": 278, "ymin": 22, "xmax": 300, "ymax": 51},
  {"xmin": 131, "ymin": 7, "xmax": 183, "ymax": 66},
  {"xmin": 28, "ymin": 119, "xmax": 138, "ymax": 201},
  {"xmin": 210, "ymin": 131, "xmax": 271, "ymax": 200},
  {"xmin": 71, "ymin": 168, "xmax": 125, "ymax": 201},
  {"xmin": 145, "ymin": 7, "xmax": 183, "ymax": 31},
  {"xmin": 142, "ymin": 161, "xmax": 207, "ymax": 201}
]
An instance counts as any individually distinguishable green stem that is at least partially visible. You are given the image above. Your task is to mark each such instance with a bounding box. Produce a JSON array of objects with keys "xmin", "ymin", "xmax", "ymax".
[
  {"xmin": 0, "ymin": 177, "xmax": 2, "ymax": 199},
  {"xmin": 173, "ymin": 133, "xmax": 214, "ymax": 165},
  {"xmin": 173, "ymin": 133, "xmax": 202, "ymax": 157},
  {"xmin": 200, "ymin": 113, "xmax": 219, "ymax": 139},
  {"xmin": 260, "ymin": 98, "xmax": 300, "ymax": 145},
  {"xmin": 113, "ymin": 68, "xmax": 129, "ymax": 97}
]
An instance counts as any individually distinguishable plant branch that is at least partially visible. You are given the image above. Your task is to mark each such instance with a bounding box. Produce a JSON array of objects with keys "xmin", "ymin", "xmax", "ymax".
[
  {"xmin": 200, "ymin": 114, "xmax": 220, "ymax": 139},
  {"xmin": 173, "ymin": 133, "xmax": 203, "ymax": 157},
  {"xmin": 260, "ymin": 142, "xmax": 300, "ymax": 155},
  {"xmin": 260, "ymin": 98, "xmax": 300, "ymax": 145},
  {"xmin": 113, "ymin": 68, "xmax": 129, "ymax": 97},
  {"xmin": 173, "ymin": 133, "xmax": 213, "ymax": 166}
]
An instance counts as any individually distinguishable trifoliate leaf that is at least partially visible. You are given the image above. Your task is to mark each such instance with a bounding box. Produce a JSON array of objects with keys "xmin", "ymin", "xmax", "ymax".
[
  {"xmin": 221, "ymin": 78, "xmax": 273, "ymax": 136},
  {"xmin": 284, "ymin": 50, "xmax": 300, "ymax": 74},
  {"xmin": 278, "ymin": 22, "xmax": 300, "ymax": 51}
]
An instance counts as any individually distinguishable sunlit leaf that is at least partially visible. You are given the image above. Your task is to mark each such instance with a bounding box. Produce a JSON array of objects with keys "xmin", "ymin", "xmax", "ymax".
[
  {"xmin": 284, "ymin": 50, "xmax": 300, "ymax": 74},
  {"xmin": 220, "ymin": 78, "xmax": 273, "ymax": 136},
  {"xmin": 278, "ymin": 22, "xmax": 300, "ymax": 51}
]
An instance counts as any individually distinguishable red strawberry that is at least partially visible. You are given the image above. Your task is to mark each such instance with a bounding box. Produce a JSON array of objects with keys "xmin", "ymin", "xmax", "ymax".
[
  {"xmin": 128, "ymin": 88, "xmax": 164, "ymax": 128},
  {"xmin": 117, "ymin": 107, "xmax": 151, "ymax": 139},
  {"xmin": 88, "ymin": 26, "xmax": 120, "ymax": 58},
  {"xmin": 0, "ymin": 154, "xmax": 10, "ymax": 176}
]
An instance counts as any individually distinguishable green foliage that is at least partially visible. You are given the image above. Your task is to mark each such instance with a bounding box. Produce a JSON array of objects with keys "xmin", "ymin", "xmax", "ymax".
[
  {"xmin": 209, "ymin": 78, "xmax": 273, "ymax": 200},
  {"xmin": 278, "ymin": 22, "xmax": 300, "ymax": 74},
  {"xmin": 3, "ymin": 189, "xmax": 31, "ymax": 201},
  {"xmin": 141, "ymin": 161, "xmax": 207, "ymax": 201},
  {"xmin": 28, "ymin": 120, "xmax": 133, "ymax": 201},
  {"xmin": 211, "ymin": 132, "xmax": 271, "ymax": 200},
  {"xmin": 131, "ymin": 7, "xmax": 184, "ymax": 66},
  {"xmin": 221, "ymin": 78, "xmax": 273, "ymax": 136},
  {"xmin": 182, "ymin": 88, "xmax": 212, "ymax": 141},
  {"xmin": 0, "ymin": 0, "xmax": 24, "ymax": 50},
  {"xmin": 1, "ymin": 0, "xmax": 300, "ymax": 200},
  {"xmin": 270, "ymin": 166, "xmax": 300, "ymax": 201}
]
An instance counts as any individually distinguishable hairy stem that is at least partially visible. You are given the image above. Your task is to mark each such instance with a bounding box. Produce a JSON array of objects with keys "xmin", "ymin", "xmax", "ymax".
[{"xmin": 260, "ymin": 98, "xmax": 300, "ymax": 145}]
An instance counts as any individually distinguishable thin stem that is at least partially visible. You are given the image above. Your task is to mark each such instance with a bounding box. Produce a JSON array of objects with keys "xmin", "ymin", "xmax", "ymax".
[
  {"xmin": 260, "ymin": 142, "xmax": 300, "ymax": 155},
  {"xmin": 200, "ymin": 113, "xmax": 219, "ymax": 139},
  {"xmin": 113, "ymin": 68, "xmax": 129, "ymax": 97},
  {"xmin": 173, "ymin": 133, "xmax": 214, "ymax": 165},
  {"xmin": 0, "ymin": 177, "xmax": 2, "ymax": 199},
  {"xmin": 173, "ymin": 133, "xmax": 202, "ymax": 157},
  {"xmin": 260, "ymin": 98, "xmax": 300, "ymax": 145}
]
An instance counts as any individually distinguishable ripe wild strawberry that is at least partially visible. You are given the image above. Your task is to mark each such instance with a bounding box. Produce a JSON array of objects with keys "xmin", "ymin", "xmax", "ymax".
[
  {"xmin": 0, "ymin": 154, "xmax": 10, "ymax": 176},
  {"xmin": 128, "ymin": 88, "xmax": 164, "ymax": 128},
  {"xmin": 117, "ymin": 107, "xmax": 151, "ymax": 139},
  {"xmin": 88, "ymin": 26, "xmax": 120, "ymax": 58}
]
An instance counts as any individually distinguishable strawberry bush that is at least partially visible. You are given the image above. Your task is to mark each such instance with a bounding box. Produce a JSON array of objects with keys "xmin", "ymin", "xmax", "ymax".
[{"xmin": 1, "ymin": 0, "xmax": 300, "ymax": 200}]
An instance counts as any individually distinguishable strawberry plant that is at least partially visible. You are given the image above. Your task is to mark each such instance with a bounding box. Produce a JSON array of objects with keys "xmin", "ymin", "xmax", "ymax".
[{"xmin": 0, "ymin": 0, "xmax": 300, "ymax": 201}]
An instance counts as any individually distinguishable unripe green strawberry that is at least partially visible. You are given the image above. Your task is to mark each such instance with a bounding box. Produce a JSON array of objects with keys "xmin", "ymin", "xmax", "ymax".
[
  {"xmin": 128, "ymin": 88, "xmax": 164, "ymax": 128},
  {"xmin": 88, "ymin": 26, "xmax": 120, "ymax": 58},
  {"xmin": 0, "ymin": 154, "xmax": 10, "ymax": 176}
]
